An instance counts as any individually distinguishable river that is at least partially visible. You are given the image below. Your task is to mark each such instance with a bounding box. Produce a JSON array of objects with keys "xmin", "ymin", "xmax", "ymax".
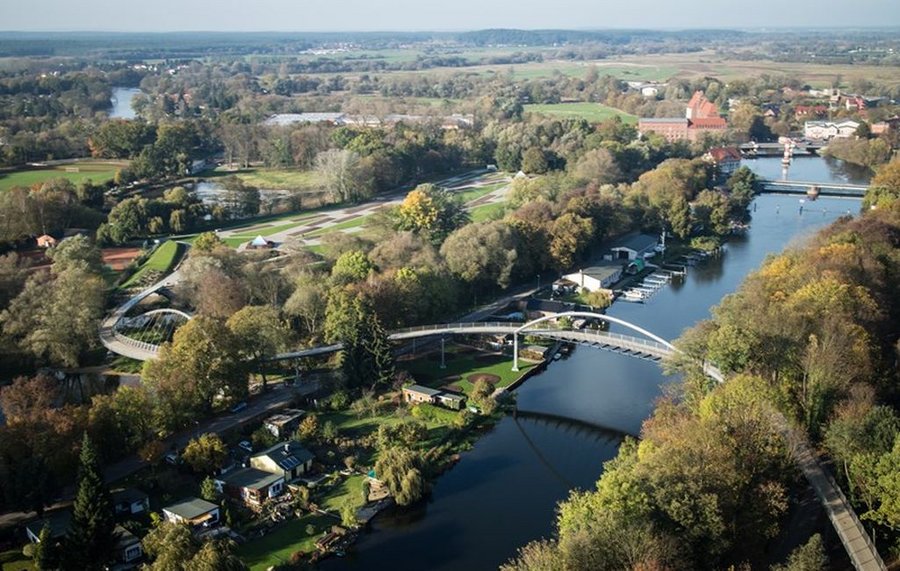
[
  {"xmin": 109, "ymin": 87, "xmax": 141, "ymax": 119},
  {"xmin": 322, "ymin": 156, "xmax": 869, "ymax": 571}
]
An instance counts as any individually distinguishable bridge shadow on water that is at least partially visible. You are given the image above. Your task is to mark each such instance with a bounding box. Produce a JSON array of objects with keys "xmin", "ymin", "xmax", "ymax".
[{"xmin": 511, "ymin": 409, "xmax": 629, "ymax": 489}]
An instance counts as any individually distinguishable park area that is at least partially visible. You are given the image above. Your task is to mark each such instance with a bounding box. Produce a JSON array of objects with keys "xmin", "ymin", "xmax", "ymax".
[
  {"xmin": 400, "ymin": 343, "xmax": 537, "ymax": 395},
  {"xmin": 523, "ymin": 102, "xmax": 638, "ymax": 124},
  {"xmin": 118, "ymin": 240, "xmax": 186, "ymax": 290},
  {"xmin": 0, "ymin": 160, "xmax": 127, "ymax": 191},
  {"xmin": 202, "ymin": 166, "xmax": 325, "ymax": 194}
]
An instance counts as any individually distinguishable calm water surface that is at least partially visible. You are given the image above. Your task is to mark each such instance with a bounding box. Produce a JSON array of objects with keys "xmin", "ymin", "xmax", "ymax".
[
  {"xmin": 310, "ymin": 158, "xmax": 872, "ymax": 571},
  {"xmin": 109, "ymin": 87, "xmax": 140, "ymax": 119}
]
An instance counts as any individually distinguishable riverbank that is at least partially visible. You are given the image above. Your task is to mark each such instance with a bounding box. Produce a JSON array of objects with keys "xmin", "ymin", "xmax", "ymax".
[
  {"xmin": 235, "ymin": 342, "xmax": 545, "ymax": 569},
  {"xmin": 319, "ymin": 192, "xmax": 867, "ymax": 571}
]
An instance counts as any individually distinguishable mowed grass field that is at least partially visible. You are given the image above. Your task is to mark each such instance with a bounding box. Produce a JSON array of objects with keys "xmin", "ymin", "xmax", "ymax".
[
  {"xmin": 118, "ymin": 240, "xmax": 186, "ymax": 290},
  {"xmin": 400, "ymin": 344, "xmax": 538, "ymax": 395},
  {"xmin": 0, "ymin": 160, "xmax": 127, "ymax": 191},
  {"xmin": 524, "ymin": 102, "xmax": 638, "ymax": 124},
  {"xmin": 203, "ymin": 166, "xmax": 323, "ymax": 191}
]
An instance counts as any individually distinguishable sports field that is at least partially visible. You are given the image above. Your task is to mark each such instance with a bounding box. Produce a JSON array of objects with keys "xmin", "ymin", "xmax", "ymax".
[{"xmin": 0, "ymin": 160, "xmax": 127, "ymax": 191}]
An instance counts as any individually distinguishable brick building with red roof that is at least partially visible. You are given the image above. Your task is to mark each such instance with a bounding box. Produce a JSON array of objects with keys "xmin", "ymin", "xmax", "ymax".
[{"xmin": 639, "ymin": 91, "xmax": 727, "ymax": 142}]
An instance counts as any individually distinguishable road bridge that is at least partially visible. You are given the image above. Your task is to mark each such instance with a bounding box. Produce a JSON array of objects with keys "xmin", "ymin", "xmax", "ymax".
[
  {"xmin": 754, "ymin": 179, "xmax": 868, "ymax": 198},
  {"xmin": 739, "ymin": 141, "xmax": 826, "ymax": 156}
]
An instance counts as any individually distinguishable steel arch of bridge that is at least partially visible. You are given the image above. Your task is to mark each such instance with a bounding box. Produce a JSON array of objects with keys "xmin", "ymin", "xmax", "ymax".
[
  {"xmin": 137, "ymin": 308, "xmax": 193, "ymax": 321},
  {"xmin": 512, "ymin": 311, "xmax": 676, "ymax": 371}
]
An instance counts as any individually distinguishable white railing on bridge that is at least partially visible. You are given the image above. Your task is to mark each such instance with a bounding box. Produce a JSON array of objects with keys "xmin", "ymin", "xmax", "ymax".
[
  {"xmin": 113, "ymin": 331, "xmax": 159, "ymax": 355},
  {"xmin": 757, "ymin": 179, "xmax": 868, "ymax": 192}
]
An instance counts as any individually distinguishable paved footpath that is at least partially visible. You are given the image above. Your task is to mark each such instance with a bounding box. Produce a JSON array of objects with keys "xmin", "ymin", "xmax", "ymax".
[
  {"xmin": 781, "ymin": 421, "xmax": 886, "ymax": 571},
  {"xmin": 220, "ymin": 169, "xmax": 511, "ymax": 250}
]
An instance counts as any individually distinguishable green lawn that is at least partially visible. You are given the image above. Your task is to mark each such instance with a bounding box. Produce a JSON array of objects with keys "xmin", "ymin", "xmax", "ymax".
[
  {"xmin": 319, "ymin": 474, "xmax": 367, "ymax": 512},
  {"xmin": 236, "ymin": 513, "xmax": 328, "ymax": 571},
  {"xmin": 0, "ymin": 549, "xmax": 34, "ymax": 571},
  {"xmin": 118, "ymin": 240, "xmax": 185, "ymax": 289},
  {"xmin": 203, "ymin": 167, "xmax": 323, "ymax": 191},
  {"xmin": 459, "ymin": 182, "xmax": 505, "ymax": 204},
  {"xmin": 220, "ymin": 213, "xmax": 325, "ymax": 246},
  {"xmin": 0, "ymin": 160, "xmax": 128, "ymax": 192},
  {"xmin": 469, "ymin": 201, "xmax": 508, "ymax": 223},
  {"xmin": 222, "ymin": 236, "xmax": 252, "ymax": 248},
  {"xmin": 401, "ymin": 345, "xmax": 537, "ymax": 395},
  {"xmin": 304, "ymin": 214, "xmax": 371, "ymax": 238},
  {"xmin": 223, "ymin": 213, "xmax": 356, "ymax": 246},
  {"xmin": 523, "ymin": 102, "xmax": 638, "ymax": 124},
  {"xmin": 108, "ymin": 355, "xmax": 144, "ymax": 374},
  {"xmin": 317, "ymin": 410, "xmax": 410, "ymax": 440}
]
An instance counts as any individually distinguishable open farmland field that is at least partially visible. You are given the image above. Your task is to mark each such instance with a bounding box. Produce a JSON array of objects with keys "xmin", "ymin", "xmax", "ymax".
[
  {"xmin": 0, "ymin": 160, "xmax": 127, "ymax": 191},
  {"xmin": 607, "ymin": 51, "xmax": 900, "ymax": 89},
  {"xmin": 524, "ymin": 102, "xmax": 638, "ymax": 123},
  {"xmin": 368, "ymin": 60, "xmax": 679, "ymax": 82},
  {"xmin": 360, "ymin": 49, "xmax": 900, "ymax": 90}
]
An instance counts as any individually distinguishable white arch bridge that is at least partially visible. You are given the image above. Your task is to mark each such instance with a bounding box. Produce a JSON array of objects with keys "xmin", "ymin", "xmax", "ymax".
[
  {"xmin": 99, "ymin": 305, "xmax": 884, "ymax": 569},
  {"xmin": 272, "ymin": 311, "xmax": 722, "ymax": 378}
]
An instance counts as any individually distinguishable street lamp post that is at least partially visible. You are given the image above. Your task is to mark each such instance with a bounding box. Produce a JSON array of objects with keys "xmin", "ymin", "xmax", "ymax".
[{"xmin": 512, "ymin": 333, "xmax": 519, "ymax": 372}]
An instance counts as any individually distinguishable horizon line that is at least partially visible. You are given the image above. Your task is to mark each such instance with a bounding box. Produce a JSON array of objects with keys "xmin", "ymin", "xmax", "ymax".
[{"xmin": 2, "ymin": 26, "xmax": 899, "ymax": 34}]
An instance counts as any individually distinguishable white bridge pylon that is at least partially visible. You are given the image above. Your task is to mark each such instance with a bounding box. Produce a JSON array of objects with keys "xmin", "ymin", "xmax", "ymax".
[{"xmin": 512, "ymin": 311, "xmax": 677, "ymax": 371}]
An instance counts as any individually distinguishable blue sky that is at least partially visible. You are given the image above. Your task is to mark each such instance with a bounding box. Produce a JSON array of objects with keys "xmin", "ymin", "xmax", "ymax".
[{"xmin": 2, "ymin": 0, "xmax": 898, "ymax": 31}]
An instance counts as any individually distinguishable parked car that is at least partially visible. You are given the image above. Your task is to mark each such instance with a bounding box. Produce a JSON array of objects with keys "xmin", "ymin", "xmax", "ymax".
[
  {"xmin": 230, "ymin": 401, "xmax": 248, "ymax": 413},
  {"xmin": 238, "ymin": 440, "xmax": 253, "ymax": 453},
  {"xmin": 164, "ymin": 452, "xmax": 180, "ymax": 465}
]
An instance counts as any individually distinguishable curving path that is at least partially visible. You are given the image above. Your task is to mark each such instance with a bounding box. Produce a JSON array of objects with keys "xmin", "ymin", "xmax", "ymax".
[{"xmin": 99, "ymin": 242, "xmax": 189, "ymax": 361}]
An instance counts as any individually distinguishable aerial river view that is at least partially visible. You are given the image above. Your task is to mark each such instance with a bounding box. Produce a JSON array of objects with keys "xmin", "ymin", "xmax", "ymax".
[{"xmin": 324, "ymin": 156, "xmax": 872, "ymax": 570}]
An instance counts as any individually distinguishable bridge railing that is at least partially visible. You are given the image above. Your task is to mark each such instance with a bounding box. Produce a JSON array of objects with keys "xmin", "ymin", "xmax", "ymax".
[
  {"xmin": 391, "ymin": 322, "xmax": 519, "ymax": 334},
  {"xmin": 390, "ymin": 322, "xmax": 672, "ymax": 355},
  {"xmin": 540, "ymin": 329, "xmax": 671, "ymax": 353},
  {"xmin": 112, "ymin": 331, "xmax": 160, "ymax": 355}
]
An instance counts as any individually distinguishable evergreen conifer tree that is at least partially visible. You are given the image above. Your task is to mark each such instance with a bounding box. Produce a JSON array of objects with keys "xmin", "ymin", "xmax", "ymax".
[
  {"xmin": 367, "ymin": 313, "xmax": 396, "ymax": 390},
  {"xmin": 34, "ymin": 523, "xmax": 58, "ymax": 571},
  {"xmin": 64, "ymin": 433, "xmax": 117, "ymax": 571}
]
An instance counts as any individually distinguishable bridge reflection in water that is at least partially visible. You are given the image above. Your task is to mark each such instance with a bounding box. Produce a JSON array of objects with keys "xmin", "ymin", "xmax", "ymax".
[{"xmin": 510, "ymin": 410, "xmax": 630, "ymax": 489}]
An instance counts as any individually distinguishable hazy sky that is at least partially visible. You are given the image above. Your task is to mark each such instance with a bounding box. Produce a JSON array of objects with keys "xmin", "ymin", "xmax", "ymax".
[{"xmin": 3, "ymin": 0, "xmax": 899, "ymax": 31}]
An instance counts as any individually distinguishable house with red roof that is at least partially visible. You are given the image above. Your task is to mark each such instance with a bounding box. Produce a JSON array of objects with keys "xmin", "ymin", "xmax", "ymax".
[{"xmin": 704, "ymin": 147, "xmax": 742, "ymax": 176}]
